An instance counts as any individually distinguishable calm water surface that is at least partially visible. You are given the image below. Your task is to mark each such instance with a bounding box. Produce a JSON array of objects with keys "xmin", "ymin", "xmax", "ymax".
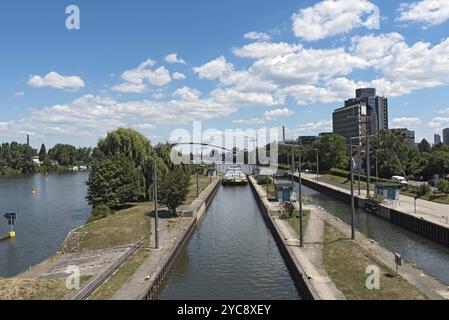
[
  {"xmin": 160, "ymin": 185, "xmax": 301, "ymax": 300},
  {"xmin": 0, "ymin": 173, "xmax": 91, "ymax": 277}
]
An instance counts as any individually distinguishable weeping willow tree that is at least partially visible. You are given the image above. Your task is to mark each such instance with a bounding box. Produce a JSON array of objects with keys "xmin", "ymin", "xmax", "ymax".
[{"xmin": 91, "ymin": 128, "xmax": 188, "ymax": 205}]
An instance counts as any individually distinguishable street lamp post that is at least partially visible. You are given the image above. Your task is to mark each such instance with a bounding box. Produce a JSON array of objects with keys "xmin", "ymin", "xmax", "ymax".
[
  {"xmin": 153, "ymin": 155, "xmax": 159, "ymax": 249},
  {"xmin": 196, "ymin": 165, "xmax": 199, "ymax": 198},
  {"xmin": 279, "ymin": 141, "xmax": 304, "ymax": 247},
  {"xmin": 298, "ymin": 147, "xmax": 303, "ymax": 247},
  {"xmin": 375, "ymin": 151, "xmax": 379, "ymax": 184},
  {"xmin": 350, "ymin": 142, "xmax": 356, "ymax": 240}
]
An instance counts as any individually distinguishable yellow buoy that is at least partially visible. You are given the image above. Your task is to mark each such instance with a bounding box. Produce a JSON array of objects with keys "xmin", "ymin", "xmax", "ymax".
[{"xmin": 9, "ymin": 231, "xmax": 16, "ymax": 238}]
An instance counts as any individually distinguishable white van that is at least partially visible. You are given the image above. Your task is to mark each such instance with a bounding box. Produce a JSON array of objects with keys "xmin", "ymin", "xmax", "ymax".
[{"xmin": 391, "ymin": 176, "xmax": 408, "ymax": 186}]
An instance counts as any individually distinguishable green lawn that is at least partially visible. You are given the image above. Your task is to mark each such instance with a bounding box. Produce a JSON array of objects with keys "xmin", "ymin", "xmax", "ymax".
[
  {"xmin": 284, "ymin": 209, "xmax": 311, "ymax": 236},
  {"xmin": 320, "ymin": 174, "xmax": 376, "ymax": 191},
  {"xmin": 89, "ymin": 249, "xmax": 149, "ymax": 300},
  {"xmin": 0, "ymin": 276, "xmax": 90, "ymax": 300},
  {"xmin": 322, "ymin": 222, "xmax": 427, "ymax": 300},
  {"xmin": 76, "ymin": 174, "xmax": 212, "ymax": 299}
]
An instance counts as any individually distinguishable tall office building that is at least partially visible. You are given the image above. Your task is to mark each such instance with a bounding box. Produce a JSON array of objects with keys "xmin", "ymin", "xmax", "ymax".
[
  {"xmin": 434, "ymin": 134, "xmax": 442, "ymax": 145},
  {"xmin": 333, "ymin": 88, "xmax": 388, "ymax": 140},
  {"xmin": 443, "ymin": 128, "xmax": 449, "ymax": 145}
]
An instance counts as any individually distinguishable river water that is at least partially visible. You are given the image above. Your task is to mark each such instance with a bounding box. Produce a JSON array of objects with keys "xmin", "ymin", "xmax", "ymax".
[
  {"xmin": 159, "ymin": 185, "xmax": 301, "ymax": 300},
  {"xmin": 0, "ymin": 173, "xmax": 91, "ymax": 277}
]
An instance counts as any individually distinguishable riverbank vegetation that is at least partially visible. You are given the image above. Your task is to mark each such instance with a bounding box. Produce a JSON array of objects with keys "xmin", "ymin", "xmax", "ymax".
[
  {"xmin": 278, "ymin": 131, "xmax": 449, "ymax": 184},
  {"xmin": 86, "ymin": 128, "xmax": 195, "ymax": 221},
  {"xmin": 0, "ymin": 141, "xmax": 92, "ymax": 175},
  {"xmin": 0, "ymin": 276, "xmax": 91, "ymax": 300}
]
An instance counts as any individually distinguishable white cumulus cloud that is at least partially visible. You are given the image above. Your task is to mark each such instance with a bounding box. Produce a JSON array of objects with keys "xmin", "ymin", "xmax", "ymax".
[
  {"xmin": 244, "ymin": 31, "xmax": 272, "ymax": 42},
  {"xmin": 397, "ymin": 0, "xmax": 449, "ymax": 27},
  {"xmin": 164, "ymin": 53, "xmax": 187, "ymax": 64},
  {"xmin": 28, "ymin": 72, "xmax": 85, "ymax": 90},
  {"xmin": 291, "ymin": 0, "xmax": 379, "ymax": 41}
]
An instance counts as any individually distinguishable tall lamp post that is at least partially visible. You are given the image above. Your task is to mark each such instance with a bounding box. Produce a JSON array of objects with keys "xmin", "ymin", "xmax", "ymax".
[
  {"xmin": 348, "ymin": 114, "xmax": 373, "ymax": 197},
  {"xmin": 280, "ymin": 141, "xmax": 304, "ymax": 247},
  {"xmin": 153, "ymin": 152, "xmax": 159, "ymax": 249},
  {"xmin": 349, "ymin": 139, "xmax": 357, "ymax": 240}
]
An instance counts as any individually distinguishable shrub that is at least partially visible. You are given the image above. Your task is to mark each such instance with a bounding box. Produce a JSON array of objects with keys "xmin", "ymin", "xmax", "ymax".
[
  {"xmin": 89, "ymin": 204, "xmax": 113, "ymax": 222},
  {"xmin": 256, "ymin": 175, "xmax": 272, "ymax": 185},
  {"xmin": 437, "ymin": 179, "xmax": 449, "ymax": 196},
  {"xmin": 417, "ymin": 184, "xmax": 431, "ymax": 197},
  {"xmin": 329, "ymin": 168, "xmax": 392, "ymax": 184}
]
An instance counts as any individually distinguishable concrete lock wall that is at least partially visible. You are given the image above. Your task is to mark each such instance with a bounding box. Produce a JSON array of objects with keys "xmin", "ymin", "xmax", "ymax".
[
  {"xmin": 139, "ymin": 178, "xmax": 221, "ymax": 300},
  {"xmin": 300, "ymin": 176, "xmax": 449, "ymax": 248},
  {"xmin": 248, "ymin": 177, "xmax": 319, "ymax": 300}
]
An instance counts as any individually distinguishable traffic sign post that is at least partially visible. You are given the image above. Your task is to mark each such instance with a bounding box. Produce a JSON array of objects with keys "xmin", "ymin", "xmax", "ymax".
[{"xmin": 3, "ymin": 212, "xmax": 17, "ymax": 238}]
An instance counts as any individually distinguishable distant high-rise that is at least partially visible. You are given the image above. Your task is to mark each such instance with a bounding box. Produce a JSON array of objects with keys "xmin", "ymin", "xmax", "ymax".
[
  {"xmin": 27, "ymin": 134, "xmax": 30, "ymax": 146},
  {"xmin": 434, "ymin": 134, "xmax": 442, "ymax": 145},
  {"xmin": 333, "ymin": 88, "xmax": 388, "ymax": 140},
  {"xmin": 443, "ymin": 128, "xmax": 449, "ymax": 145}
]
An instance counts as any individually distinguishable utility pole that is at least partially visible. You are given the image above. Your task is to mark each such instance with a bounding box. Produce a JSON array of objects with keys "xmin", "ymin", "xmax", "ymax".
[
  {"xmin": 291, "ymin": 146, "xmax": 295, "ymax": 187},
  {"xmin": 298, "ymin": 146, "xmax": 303, "ymax": 247},
  {"xmin": 153, "ymin": 156, "xmax": 159, "ymax": 249},
  {"xmin": 350, "ymin": 142, "xmax": 356, "ymax": 240},
  {"xmin": 366, "ymin": 124, "xmax": 371, "ymax": 198},
  {"xmin": 196, "ymin": 166, "xmax": 199, "ymax": 198},
  {"xmin": 314, "ymin": 149, "xmax": 319, "ymax": 182},
  {"xmin": 375, "ymin": 151, "xmax": 379, "ymax": 183}
]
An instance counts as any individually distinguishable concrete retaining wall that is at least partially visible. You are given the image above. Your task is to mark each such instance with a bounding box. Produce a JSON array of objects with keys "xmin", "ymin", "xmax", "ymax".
[
  {"xmin": 300, "ymin": 176, "xmax": 449, "ymax": 247},
  {"xmin": 248, "ymin": 177, "xmax": 319, "ymax": 300},
  {"xmin": 138, "ymin": 178, "xmax": 221, "ymax": 300}
]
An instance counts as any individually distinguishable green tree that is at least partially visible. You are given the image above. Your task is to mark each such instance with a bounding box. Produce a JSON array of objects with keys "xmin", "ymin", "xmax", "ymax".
[
  {"xmin": 313, "ymin": 133, "xmax": 349, "ymax": 172},
  {"xmin": 48, "ymin": 144, "xmax": 77, "ymax": 165},
  {"xmin": 97, "ymin": 128, "xmax": 154, "ymax": 199},
  {"xmin": 86, "ymin": 155, "xmax": 142, "ymax": 208},
  {"xmin": 418, "ymin": 139, "xmax": 431, "ymax": 153},
  {"xmin": 373, "ymin": 130, "xmax": 408, "ymax": 178},
  {"xmin": 417, "ymin": 184, "xmax": 430, "ymax": 197},
  {"xmin": 158, "ymin": 169, "xmax": 190, "ymax": 215},
  {"xmin": 437, "ymin": 179, "xmax": 449, "ymax": 196},
  {"xmin": 38, "ymin": 144, "xmax": 47, "ymax": 162}
]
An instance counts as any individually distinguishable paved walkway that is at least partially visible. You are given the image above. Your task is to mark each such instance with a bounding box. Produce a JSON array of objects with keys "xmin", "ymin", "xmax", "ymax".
[
  {"xmin": 300, "ymin": 173, "xmax": 449, "ymax": 229},
  {"xmin": 249, "ymin": 176, "xmax": 344, "ymax": 300},
  {"xmin": 275, "ymin": 208, "xmax": 346, "ymax": 300},
  {"xmin": 112, "ymin": 216, "xmax": 193, "ymax": 300}
]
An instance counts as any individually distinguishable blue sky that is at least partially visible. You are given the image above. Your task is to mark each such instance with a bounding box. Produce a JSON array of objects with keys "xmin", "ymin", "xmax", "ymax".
[{"xmin": 1, "ymin": 0, "xmax": 449, "ymax": 148}]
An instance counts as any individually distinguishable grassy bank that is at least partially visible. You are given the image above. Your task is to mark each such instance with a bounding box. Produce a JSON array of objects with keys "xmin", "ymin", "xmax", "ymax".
[
  {"xmin": 283, "ymin": 209, "xmax": 311, "ymax": 236},
  {"xmin": 322, "ymin": 222, "xmax": 426, "ymax": 300},
  {"xmin": 320, "ymin": 174, "xmax": 376, "ymax": 191},
  {"xmin": 80, "ymin": 174, "xmax": 212, "ymax": 299},
  {"xmin": 0, "ymin": 276, "xmax": 90, "ymax": 300},
  {"xmin": 89, "ymin": 249, "xmax": 149, "ymax": 300}
]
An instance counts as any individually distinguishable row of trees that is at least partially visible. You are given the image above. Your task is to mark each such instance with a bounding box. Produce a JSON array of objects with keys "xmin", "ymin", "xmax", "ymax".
[
  {"xmin": 86, "ymin": 128, "xmax": 192, "ymax": 219},
  {"xmin": 0, "ymin": 142, "xmax": 37, "ymax": 174},
  {"xmin": 0, "ymin": 141, "xmax": 93, "ymax": 175},
  {"xmin": 277, "ymin": 130, "xmax": 449, "ymax": 181}
]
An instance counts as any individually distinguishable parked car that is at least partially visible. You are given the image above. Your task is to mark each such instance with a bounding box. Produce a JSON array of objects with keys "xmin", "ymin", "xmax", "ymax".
[{"xmin": 391, "ymin": 176, "xmax": 408, "ymax": 186}]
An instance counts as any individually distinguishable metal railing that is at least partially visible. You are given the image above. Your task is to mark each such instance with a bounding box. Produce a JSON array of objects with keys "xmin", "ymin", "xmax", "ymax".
[{"xmin": 70, "ymin": 237, "xmax": 144, "ymax": 300}]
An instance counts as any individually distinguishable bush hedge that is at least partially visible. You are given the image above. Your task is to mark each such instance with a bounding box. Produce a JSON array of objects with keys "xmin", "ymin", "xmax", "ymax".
[{"xmin": 329, "ymin": 168, "xmax": 393, "ymax": 184}]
